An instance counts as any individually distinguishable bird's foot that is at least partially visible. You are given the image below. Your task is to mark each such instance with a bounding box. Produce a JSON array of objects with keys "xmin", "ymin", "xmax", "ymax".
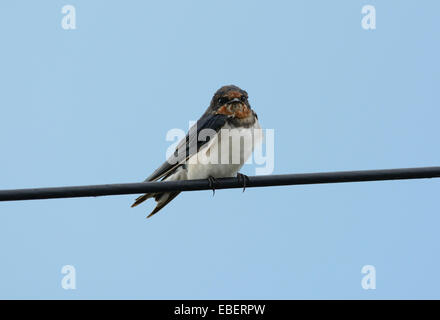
[
  {"xmin": 207, "ymin": 176, "xmax": 217, "ymax": 196},
  {"xmin": 237, "ymin": 173, "xmax": 250, "ymax": 192}
]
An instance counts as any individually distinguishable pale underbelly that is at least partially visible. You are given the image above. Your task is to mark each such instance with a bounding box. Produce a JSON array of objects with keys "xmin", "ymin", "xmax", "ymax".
[
  {"xmin": 185, "ymin": 121, "xmax": 262, "ymax": 180},
  {"xmin": 186, "ymin": 163, "xmax": 243, "ymax": 180}
]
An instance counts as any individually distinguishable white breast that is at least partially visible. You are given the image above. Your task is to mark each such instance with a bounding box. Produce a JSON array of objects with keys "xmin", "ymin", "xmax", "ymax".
[{"xmin": 186, "ymin": 120, "xmax": 263, "ymax": 180}]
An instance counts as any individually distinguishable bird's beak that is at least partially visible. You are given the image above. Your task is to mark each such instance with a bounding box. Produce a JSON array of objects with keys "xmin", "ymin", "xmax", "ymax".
[{"xmin": 228, "ymin": 98, "xmax": 244, "ymax": 112}]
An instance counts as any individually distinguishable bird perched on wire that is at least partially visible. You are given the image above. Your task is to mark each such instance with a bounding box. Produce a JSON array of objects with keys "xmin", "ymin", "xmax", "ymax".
[{"xmin": 131, "ymin": 85, "xmax": 263, "ymax": 218}]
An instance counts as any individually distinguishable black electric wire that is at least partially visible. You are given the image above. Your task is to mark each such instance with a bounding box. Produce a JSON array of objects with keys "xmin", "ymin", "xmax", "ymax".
[{"xmin": 0, "ymin": 166, "xmax": 439, "ymax": 202}]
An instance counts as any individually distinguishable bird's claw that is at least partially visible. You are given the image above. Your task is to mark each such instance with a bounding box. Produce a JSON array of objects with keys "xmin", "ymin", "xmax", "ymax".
[
  {"xmin": 207, "ymin": 176, "xmax": 217, "ymax": 196},
  {"xmin": 237, "ymin": 173, "xmax": 250, "ymax": 192}
]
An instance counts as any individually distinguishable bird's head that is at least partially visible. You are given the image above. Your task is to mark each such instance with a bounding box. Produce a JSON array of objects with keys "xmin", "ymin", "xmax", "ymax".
[{"xmin": 209, "ymin": 85, "xmax": 252, "ymax": 119}]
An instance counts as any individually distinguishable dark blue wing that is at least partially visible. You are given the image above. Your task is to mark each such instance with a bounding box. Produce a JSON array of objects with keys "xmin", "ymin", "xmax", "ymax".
[{"xmin": 144, "ymin": 113, "xmax": 228, "ymax": 182}]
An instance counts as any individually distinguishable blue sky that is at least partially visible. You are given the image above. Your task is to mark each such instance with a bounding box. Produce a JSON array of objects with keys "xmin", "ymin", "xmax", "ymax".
[{"xmin": 0, "ymin": 0, "xmax": 439, "ymax": 299}]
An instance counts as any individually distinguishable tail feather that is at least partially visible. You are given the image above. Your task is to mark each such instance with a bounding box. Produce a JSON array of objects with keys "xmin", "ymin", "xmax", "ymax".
[
  {"xmin": 131, "ymin": 191, "xmax": 181, "ymax": 218},
  {"xmin": 147, "ymin": 192, "xmax": 181, "ymax": 218},
  {"xmin": 131, "ymin": 193, "xmax": 155, "ymax": 208},
  {"xmin": 131, "ymin": 167, "xmax": 184, "ymax": 217}
]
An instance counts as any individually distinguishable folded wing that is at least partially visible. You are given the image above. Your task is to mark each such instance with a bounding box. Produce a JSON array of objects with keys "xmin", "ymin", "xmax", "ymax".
[{"xmin": 144, "ymin": 113, "xmax": 228, "ymax": 182}]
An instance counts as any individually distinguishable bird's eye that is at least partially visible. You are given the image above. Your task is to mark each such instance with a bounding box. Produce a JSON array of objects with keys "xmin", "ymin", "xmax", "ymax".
[
  {"xmin": 218, "ymin": 97, "xmax": 226, "ymax": 105},
  {"xmin": 240, "ymin": 96, "xmax": 247, "ymax": 102}
]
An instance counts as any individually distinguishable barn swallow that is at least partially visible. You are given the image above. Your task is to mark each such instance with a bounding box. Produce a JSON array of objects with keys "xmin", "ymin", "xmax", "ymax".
[{"xmin": 131, "ymin": 85, "xmax": 263, "ymax": 218}]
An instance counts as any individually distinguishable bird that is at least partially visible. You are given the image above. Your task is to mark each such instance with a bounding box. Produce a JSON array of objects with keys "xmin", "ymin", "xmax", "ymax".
[{"xmin": 131, "ymin": 85, "xmax": 263, "ymax": 218}]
